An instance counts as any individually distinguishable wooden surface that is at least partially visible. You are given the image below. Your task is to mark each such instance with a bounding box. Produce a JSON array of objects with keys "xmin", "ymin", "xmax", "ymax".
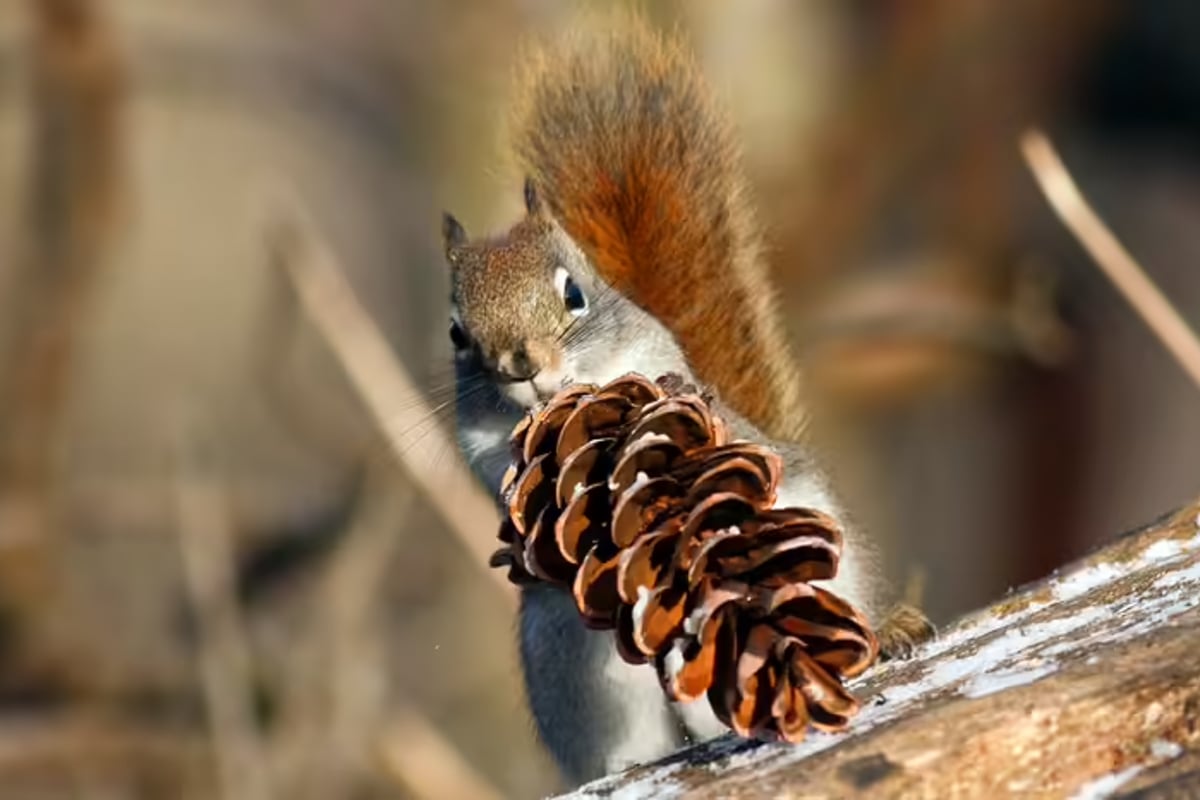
[{"xmin": 564, "ymin": 497, "xmax": 1200, "ymax": 799}]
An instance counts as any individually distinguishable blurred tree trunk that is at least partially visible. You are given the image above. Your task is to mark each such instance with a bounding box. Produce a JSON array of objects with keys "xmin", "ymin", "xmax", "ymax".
[{"xmin": 0, "ymin": 0, "xmax": 125, "ymax": 692}]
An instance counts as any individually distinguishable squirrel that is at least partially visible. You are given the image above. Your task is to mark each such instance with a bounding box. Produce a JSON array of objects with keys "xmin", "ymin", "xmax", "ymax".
[{"xmin": 442, "ymin": 18, "xmax": 933, "ymax": 787}]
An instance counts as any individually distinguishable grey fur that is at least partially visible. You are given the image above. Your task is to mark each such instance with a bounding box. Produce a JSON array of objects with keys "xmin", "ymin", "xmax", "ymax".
[
  {"xmin": 518, "ymin": 584, "xmax": 682, "ymax": 784},
  {"xmin": 452, "ymin": 262, "xmax": 698, "ymax": 785}
]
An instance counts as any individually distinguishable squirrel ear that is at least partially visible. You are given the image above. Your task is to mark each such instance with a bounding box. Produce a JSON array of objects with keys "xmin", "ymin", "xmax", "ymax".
[
  {"xmin": 442, "ymin": 212, "xmax": 467, "ymax": 254},
  {"xmin": 523, "ymin": 177, "xmax": 544, "ymax": 216}
]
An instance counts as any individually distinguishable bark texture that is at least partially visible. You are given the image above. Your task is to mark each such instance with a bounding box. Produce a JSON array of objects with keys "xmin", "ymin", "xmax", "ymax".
[{"xmin": 563, "ymin": 497, "xmax": 1200, "ymax": 799}]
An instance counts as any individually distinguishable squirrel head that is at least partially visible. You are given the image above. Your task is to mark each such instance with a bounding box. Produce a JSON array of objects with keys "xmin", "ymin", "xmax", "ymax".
[{"xmin": 443, "ymin": 179, "xmax": 691, "ymax": 409}]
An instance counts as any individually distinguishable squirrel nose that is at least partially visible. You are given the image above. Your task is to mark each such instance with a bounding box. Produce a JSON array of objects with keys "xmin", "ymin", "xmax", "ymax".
[{"xmin": 495, "ymin": 346, "xmax": 539, "ymax": 382}]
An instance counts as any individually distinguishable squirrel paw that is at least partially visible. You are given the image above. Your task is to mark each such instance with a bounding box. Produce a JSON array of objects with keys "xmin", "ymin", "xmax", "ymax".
[{"xmin": 876, "ymin": 603, "xmax": 936, "ymax": 661}]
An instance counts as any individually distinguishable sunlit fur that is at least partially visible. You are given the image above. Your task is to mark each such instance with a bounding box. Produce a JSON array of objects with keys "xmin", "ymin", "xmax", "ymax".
[{"xmin": 511, "ymin": 18, "xmax": 807, "ymax": 439}]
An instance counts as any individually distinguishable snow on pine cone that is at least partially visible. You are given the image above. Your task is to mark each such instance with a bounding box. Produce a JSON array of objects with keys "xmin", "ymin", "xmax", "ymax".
[{"xmin": 489, "ymin": 373, "xmax": 879, "ymax": 742}]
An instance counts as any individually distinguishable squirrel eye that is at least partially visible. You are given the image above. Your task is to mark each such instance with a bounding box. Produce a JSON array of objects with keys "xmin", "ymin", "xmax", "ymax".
[
  {"xmin": 555, "ymin": 267, "xmax": 588, "ymax": 316},
  {"xmin": 449, "ymin": 318, "xmax": 470, "ymax": 351}
]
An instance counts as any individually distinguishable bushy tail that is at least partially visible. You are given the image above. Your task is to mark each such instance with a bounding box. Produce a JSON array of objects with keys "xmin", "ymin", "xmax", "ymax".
[{"xmin": 510, "ymin": 18, "xmax": 806, "ymax": 438}]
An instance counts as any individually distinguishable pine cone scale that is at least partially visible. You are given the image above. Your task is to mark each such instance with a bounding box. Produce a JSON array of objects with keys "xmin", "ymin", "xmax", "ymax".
[
  {"xmin": 789, "ymin": 646, "xmax": 860, "ymax": 731},
  {"xmin": 626, "ymin": 397, "xmax": 722, "ymax": 451},
  {"xmin": 523, "ymin": 387, "xmax": 593, "ymax": 464},
  {"xmin": 684, "ymin": 456, "xmax": 778, "ymax": 507},
  {"xmin": 507, "ymin": 452, "xmax": 551, "ymax": 537},
  {"xmin": 556, "ymin": 394, "xmax": 637, "ymax": 463},
  {"xmin": 672, "ymin": 444, "xmax": 780, "ymax": 487},
  {"xmin": 572, "ymin": 548, "xmax": 622, "ymax": 628},
  {"xmin": 663, "ymin": 584, "xmax": 744, "ymax": 701},
  {"xmin": 555, "ymin": 438, "xmax": 616, "ymax": 507},
  {"xmin": 700, "ymin": 532, "xmax": 842, "ymax": 587},
  {"xmin": 609, "ymin": 437, "xmax": 685, "ymax": 495},
  {"xmin": 615, "ymin": 604, "xmax": 648, "ymax": 664},
  {"xmin": 555, "ymin": 482, "xmax": 608, "ymax": 563},
  {"xmin": 524, "ymin": 509, "xmax": 576, "ymax": 582},
  {"xmin": 676, "ymin": 493, "xmax": 760, "ymax": 557},
  {"xmin": 630, "ymin": 584, "xmax": 689, "ymax": 655},
  {"xmin": 615, "ymin": 526, "xmax": 680, "ymax": 605},
  {"xmin": 772, "ymin": 667, "xmax": 811, "ymax": 741},
  {"xmin": 611, "ymin": 477, "xmax": 686, "ymax": 548}
]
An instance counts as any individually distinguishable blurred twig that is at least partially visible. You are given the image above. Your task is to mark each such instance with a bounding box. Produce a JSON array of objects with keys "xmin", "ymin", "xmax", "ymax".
[
  {"xmin": 267, "ymin": 465, "xmax": 507, "ymax": 800},
  {"xmin": 0, "ymin": 0, "xmax": 127, "ymax": 690},
  {"xmin": 2, "ymin": 0, "xmax": 126, "ymax": 484},
  {"xmin": 264, "ymin": 201, "xmax": 514, "ymax": 601},
  {"xmin": 1021, "ymin": 129, "xmax": 1200, "ymax": 392},
  {"xmin": 800, "ymin": 263, "xmax": 1073, "ymax": 365},
  {"xmin": 0, "ymin": 714, "xmax": 209, "ymax": 793},
  {"xmin": 377, "ymin": 707, "xmax": 506, "ymax": 800},
  {"xmin": 26, "ymin": 0, "xmax": 126, "ymax": 263},
  {"xmin": 172, "ymin": 424, "xmax": 274, "ymax": 800},
  {"xmin": 252, "ymin": 219, "xmax": 377, "ymax": 471},
  {"xmin": 314, "ymin": 472, "xmax": 411, "ymax": 794}
]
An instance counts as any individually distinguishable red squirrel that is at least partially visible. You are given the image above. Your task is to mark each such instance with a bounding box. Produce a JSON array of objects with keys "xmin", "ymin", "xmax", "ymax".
[{"xmin": 443, "ymin": 18, "xmax": 932, "ymax": 787}]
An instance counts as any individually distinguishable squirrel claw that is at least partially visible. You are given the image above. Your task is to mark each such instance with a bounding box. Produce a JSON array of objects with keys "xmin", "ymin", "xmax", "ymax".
[{"xmin": 876, "ymin": 602, "xmax": 936, "ymax": 662}]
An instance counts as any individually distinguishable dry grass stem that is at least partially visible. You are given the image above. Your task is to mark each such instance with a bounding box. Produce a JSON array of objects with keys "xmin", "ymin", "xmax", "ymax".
[
  {"xmin": 317, "ymin": 475, "xmax": 409, "ymax": 792},
  {"xmin": 377, "ymin": 708, "xmax": 506, "ymax": 800},
  {"xmin": 0, "ymin": 0, "xmax": 128, "ymax": 686},
  {"xmin": 267, "ymin": 467, "xmax": 506, "ymax": 800},
  {"xmin": 322, "ymin": 477, "xmax": 506, "ymax": 800},
  {"xmin": 172, "ymin": 425, "xmax": 274, "ymax": 800},
  {"xmin": 1021, "ymin": 128, "xmax": 1200, "ymax": 392},
  {"xmin": 2, "ymin": 0, "xmax": 127, "ymax": 481}
]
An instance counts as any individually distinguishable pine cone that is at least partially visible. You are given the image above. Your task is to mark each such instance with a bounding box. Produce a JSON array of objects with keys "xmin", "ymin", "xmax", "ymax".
[{"xmin": 490, "ymin": 373, "xmax": 878, "ymax": 743}]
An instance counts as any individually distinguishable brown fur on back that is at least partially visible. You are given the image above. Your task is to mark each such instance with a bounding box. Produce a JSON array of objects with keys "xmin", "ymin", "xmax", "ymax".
[{"xmin": 510, "ymin": 18, "xmax": 806, "ymax": 439}]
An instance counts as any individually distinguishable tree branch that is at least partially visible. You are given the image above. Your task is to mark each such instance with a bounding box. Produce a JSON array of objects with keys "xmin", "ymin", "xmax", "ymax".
[
  {"xmin": 1021, "ymin": 129, "xmax": 1200, "ymax": 392},
  {"xmin": 564, "ymin": 498, "xmax": 1200, "ymax": 798},
  {"xmin": 263, "ymin": 203, "xmax": 514, "ymax": 601}
]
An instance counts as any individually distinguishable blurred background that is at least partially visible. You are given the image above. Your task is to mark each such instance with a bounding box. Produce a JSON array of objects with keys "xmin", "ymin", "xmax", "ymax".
[{"xmin": 0, "ymin": 0, "xmax": 1198, "ymax": 797}]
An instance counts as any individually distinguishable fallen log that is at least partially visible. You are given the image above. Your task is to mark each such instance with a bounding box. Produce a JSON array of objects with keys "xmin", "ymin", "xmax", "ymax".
[{"xmin": 564, "ymin": 497, "xmax": 1200, "ymax": 799}]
